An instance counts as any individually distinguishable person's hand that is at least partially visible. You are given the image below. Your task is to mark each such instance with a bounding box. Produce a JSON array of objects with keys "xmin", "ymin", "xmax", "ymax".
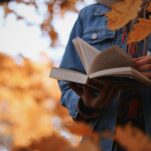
[
  {"xmin": 133, "ymin": 56, "xmax": 151, "ymax": 78},
  {"xmin": 69, "ymin": 82, "xmax": 120, "ymax": 109}
]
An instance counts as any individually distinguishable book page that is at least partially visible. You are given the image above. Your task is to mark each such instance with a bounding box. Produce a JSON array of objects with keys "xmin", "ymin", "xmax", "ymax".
[
  {"xmin": 89, "ymin": 46, "xmax": 134, "ymax": 74},
  {"xmin": 76, "ymin": 37, "xmax": 100, "ymax": 74},
  {"xmin": 72, "ymin": 39, "xmax": 86, "ymax": 71},
  {"xmin": 50, "ymin": 67, "xmax": 88, "ymax": 84}
]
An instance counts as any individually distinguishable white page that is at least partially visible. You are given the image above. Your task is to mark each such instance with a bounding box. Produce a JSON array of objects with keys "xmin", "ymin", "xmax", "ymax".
[{"xmin": 76, "ymin": 37, "xmax": 100, "ymax": 74}]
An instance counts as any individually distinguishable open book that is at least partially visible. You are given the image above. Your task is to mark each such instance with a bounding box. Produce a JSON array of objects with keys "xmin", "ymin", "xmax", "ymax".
[{"xmin": 50, "ymin": 37, "xmax": 151, "ymax": 89}]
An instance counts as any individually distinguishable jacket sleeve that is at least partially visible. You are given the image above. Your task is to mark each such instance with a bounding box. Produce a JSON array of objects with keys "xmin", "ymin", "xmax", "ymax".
[
  {"xmin": 59, "ymin": 12, "xmax": 102, "ymax": 121},
  {"xmin": 58, "ymin": 14, "xmax": 85, "ymax": 119}
]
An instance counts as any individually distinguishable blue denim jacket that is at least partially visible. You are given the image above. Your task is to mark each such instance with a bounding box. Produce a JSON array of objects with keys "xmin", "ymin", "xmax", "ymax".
[{"xmin": 59, "ymin": 3, "xmax": 151, "ymax": 151}]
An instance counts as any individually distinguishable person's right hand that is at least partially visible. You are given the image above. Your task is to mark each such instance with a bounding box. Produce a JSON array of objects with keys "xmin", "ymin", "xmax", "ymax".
[{"xmin": 69, "ymin": 82, "xmax": 120, "ymax": 109}]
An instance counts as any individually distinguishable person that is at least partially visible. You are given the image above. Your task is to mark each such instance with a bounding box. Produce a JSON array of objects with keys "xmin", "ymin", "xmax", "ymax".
[{"xmin": 58, "ymin": 0, "xmax": 151, "ymax": 151}]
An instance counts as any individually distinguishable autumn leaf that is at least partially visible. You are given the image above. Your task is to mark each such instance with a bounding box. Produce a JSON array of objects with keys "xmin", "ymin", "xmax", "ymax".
[
  {"xmin": 65, "ymin": 122, "xmax": 101, "ymax": 151},
  {"xmin": 106, "ymin": 0, "xmax": 142, "ymax": 30},
  {"xmin": 127, "ymin": 18, "xmax": 151, "ymax": 44},
  {"xmin": 146, "ymin": 2, "xmax": 151, "ymax": 12},
  {"xmin": 0, "ymin": 53, "xmax": 63, "ymax": 147},
  {"xmin": 74, "ymin": 139, "xmax": 101, "ymax": 151},
  {"xmin": 3, "ymin": 4, "xmax": 13, "ymax": 16},
  {"xmin": 49, "ymin": 26, "xmax": 58, "ymax": 46},
  {"xmin": 115, "ymin": 125, "xmax": 151, "ymax": 151},
  {"xmin": 13, "ymin": 134, "xmax": 101, "ymax": 151},
  {"xmin": 13, "ymin": 134, "xmax": 72, "ymax": 151},
  {"xmin": 65, "ymin": 122, "xmax": 99, "ymax": 139},
  {"xmin": 60, "ymin": 0, "xmax": 78, "ymax": 15}
]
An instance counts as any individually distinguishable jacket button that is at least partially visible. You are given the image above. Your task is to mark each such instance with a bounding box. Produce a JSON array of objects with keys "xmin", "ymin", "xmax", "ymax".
[{"xmin": 91, "ymin": 33, "xmax": 97, "ymax": 40}]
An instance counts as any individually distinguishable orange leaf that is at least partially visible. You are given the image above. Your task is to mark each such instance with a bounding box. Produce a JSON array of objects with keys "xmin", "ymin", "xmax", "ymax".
[
  {"xmin": 106, "ymin": 0, "xmax": 142, "ymax": 30},
  {"xmin": 115, "ymin": 125, "xmax": 151, "ymax": 151},
  {"xmin": 74, "ymin": 139, "xmax": 100, "ymax": 151},
  {"xmin": 146, "ymin": 2, "xmax": 151, "ymax": 12},
  {"xmin": 13, "ymin": 134, "xmax": 72, "ymax": 151},
  {"xmin": 65, "ymin": 122, "xmax": 99, "ymax": 139},
  {"xmin": 127, "ymin": 18, "xmax": 151, "ymax": 44}
]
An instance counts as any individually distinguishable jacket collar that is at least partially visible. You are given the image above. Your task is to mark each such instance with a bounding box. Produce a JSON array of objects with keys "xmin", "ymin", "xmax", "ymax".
[
  {"xmin": 93, "ymin": 0, "xmax": 116, "ymax": 16},
  {"xmin": 93, "ymin": 7, "xmax": 109, "ymax": 16},
  {"xmin": 93, "ymin": 2, "xmax": 110, "ymax": 16}
]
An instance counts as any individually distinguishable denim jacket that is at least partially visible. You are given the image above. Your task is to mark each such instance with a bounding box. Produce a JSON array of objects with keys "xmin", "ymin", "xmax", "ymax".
[{"xmin": 59, "ymin": 3, "xmax": 151, "ymax": 151}]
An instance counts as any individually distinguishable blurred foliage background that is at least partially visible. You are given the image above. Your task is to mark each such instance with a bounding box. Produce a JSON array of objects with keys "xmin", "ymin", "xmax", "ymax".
[
  {"xmin": 0, "ymin": 0, "xmax": 95, "ymax": 150},
  {"xmin": 1, "ymin": 1, "xmax": 151, "ymax": 151}
]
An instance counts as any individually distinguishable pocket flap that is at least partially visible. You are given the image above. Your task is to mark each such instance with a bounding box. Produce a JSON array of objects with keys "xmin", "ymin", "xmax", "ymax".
[{"xmin": 83, "ymin": 27, "xmax": 116, "ymax": 44}]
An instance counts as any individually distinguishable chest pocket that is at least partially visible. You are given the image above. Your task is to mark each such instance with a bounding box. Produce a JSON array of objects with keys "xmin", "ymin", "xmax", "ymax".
[{"xmin": 82, "ymin": 27, "xmax": 116, "ymax": 51}]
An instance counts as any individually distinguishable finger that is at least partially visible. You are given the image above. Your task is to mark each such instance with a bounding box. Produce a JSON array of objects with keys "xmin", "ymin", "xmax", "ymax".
[
  {"xmin": 83, "ymin": 83, "xmax": 110, "ymax": 108},
  {"xmin": 133, "ymin": 56, "xmax": 146, "ymax": 61},
  {"xmin": 134, "ymin": 57, "xmax": 151, "ymax": 67},
  {"xmin": 137, "ymin": 64, "xmax": 151, "ymax": 71},
  {"xmin": 99, "ymin": 85, "xmax": 120, "ymax": 108},
  {"xmin": 82, "ymin": 86, "xmax": 95, "ymax": 107},
  {"xmin": 91, "ymin": 83, "xmax": 114, "ymax": 108},
  {"xmin": 141, "ymin": 72, "xmax": 151, "ymax": 78},
  {"xmin": 96, "ymin": 83, "xmax": 112, "ymax": 100},
  {"xmin": 81, "ymin": 85, "xmax": 96, "ymax": 106},
  {"xmin": 69, "ymin": 83, "xmax": 83, "ymax": 96},
  {"xmin": 83, "ymin": 86, "xmax": 94, "ymax": 100}
]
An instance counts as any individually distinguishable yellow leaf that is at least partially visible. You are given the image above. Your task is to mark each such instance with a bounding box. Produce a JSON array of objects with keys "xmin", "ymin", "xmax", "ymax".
[
  {"xmin": 106, "ymin": 0, "xmax": 142, "ymax": 30},
  {"xmin": 127, "ymin": 18, "xmax": 151, "ymax": 44}
]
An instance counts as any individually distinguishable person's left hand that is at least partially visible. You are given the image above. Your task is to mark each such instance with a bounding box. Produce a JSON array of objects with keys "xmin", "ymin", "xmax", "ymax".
[{"xmin": 133, "ymin": 56, "xmax": 151, "ymax": 78}]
